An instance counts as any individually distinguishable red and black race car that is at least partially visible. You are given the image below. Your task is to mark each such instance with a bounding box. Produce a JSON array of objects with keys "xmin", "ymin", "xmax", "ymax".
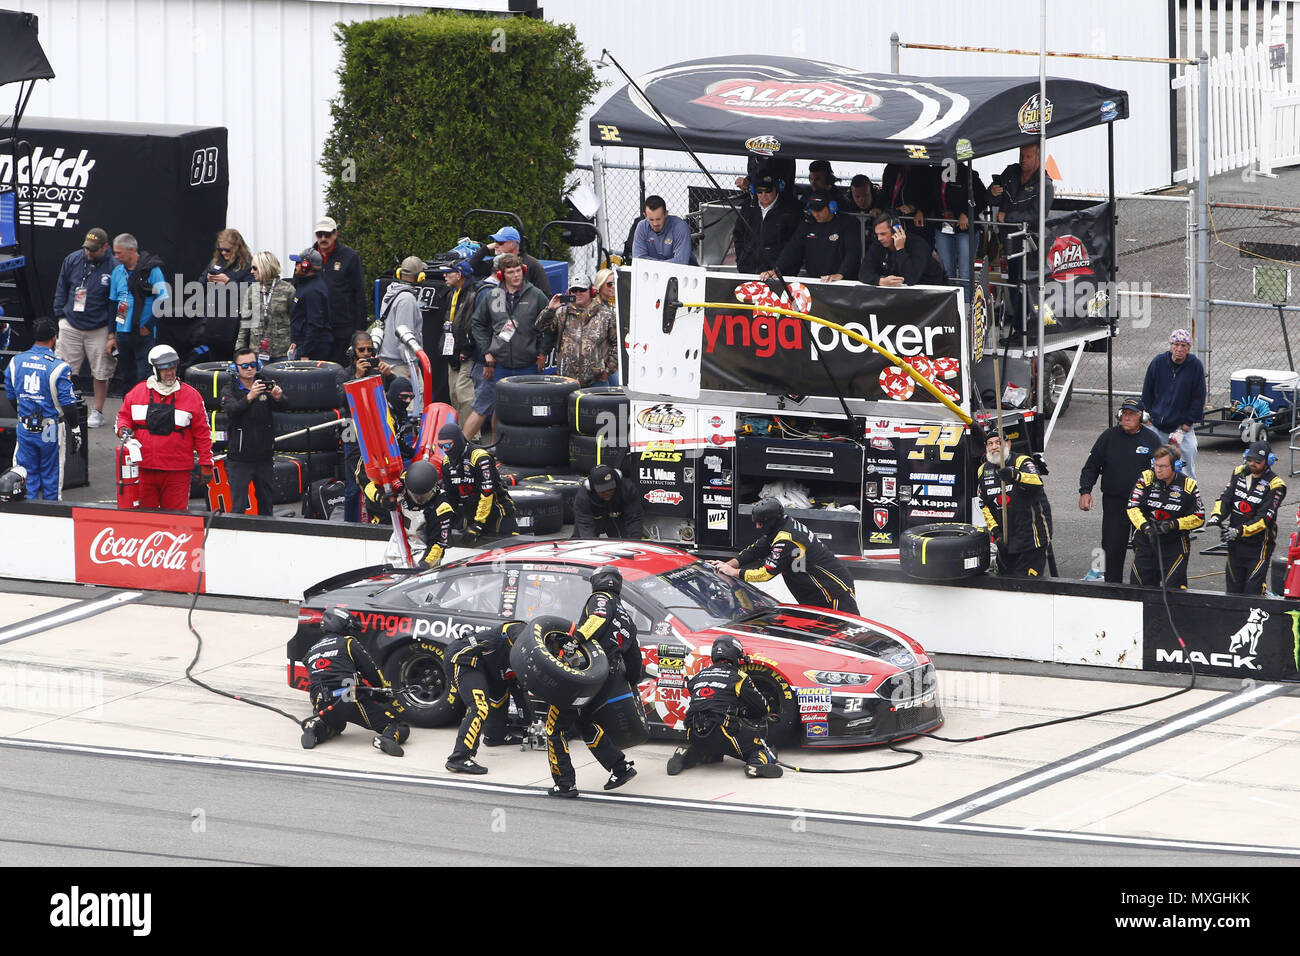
[{"xmin": 286, "ymin": 540, "xmax": 942, "ymax": 747}]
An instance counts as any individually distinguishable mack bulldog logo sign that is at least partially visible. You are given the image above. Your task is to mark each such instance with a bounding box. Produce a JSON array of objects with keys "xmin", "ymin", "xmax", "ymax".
[{"xmin": 73, "ymin": 508, "xmax": 205, "ymax": 593}]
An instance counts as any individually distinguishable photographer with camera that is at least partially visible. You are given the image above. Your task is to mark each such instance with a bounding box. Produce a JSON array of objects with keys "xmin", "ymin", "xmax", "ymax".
[
  {"xmin": 535, "ymin": 273, "xmax": 619, "ymax": 387},
  {"xmin": 220, "ymin": 347, "xmax": 284, "ymax": 516},
  {"xmin": 336, "ymin": 332, "xmax": 392, "ymax": 522}
]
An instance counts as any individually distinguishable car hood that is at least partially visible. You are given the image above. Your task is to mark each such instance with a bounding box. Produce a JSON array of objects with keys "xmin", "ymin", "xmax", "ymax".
[{"xmin": 703, "ymin": 606, "xmax": 923, "ymax": 668}]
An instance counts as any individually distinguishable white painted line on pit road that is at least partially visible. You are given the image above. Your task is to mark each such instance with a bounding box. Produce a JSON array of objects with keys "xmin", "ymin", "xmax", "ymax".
[
  {"xmin": 3, "ymin": 737, "xmax": 1299, "ymax": 859},
  {"xmin": 0, "ymin": 590, "xmax": 145, "ymax": 645},
  {"xmin": 919, "ymin": 681, "xmax": 1287, "ymax": 825}
]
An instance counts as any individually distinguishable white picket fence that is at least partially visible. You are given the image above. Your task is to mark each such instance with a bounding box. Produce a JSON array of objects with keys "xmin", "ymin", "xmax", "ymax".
[{"xmin": 1174, "ymin": 42, "xmax": 1300, "ymax": 181}]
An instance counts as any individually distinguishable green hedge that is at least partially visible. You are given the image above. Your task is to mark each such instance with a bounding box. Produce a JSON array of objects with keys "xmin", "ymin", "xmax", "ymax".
[{"xmin": 321, "ymin": 12, "xmax": 599, "ymax": 313}]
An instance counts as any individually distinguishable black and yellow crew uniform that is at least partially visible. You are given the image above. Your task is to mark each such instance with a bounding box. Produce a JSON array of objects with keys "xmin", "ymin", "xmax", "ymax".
[
  {"xmin": 359, "ymin": 463, "xmax": 456, "ymax": 567},
  {"xmin": 445, "ymin": 621, "xmax": 531, "ymax": 771},
  {"xmin": 977, "ymin": 453, "xmax": 1052, "ymax": 577},
  {"xmin": 1210, "ymin": 464, "xmax": 1287, "ymax": 595},
  {"xmin": 666, "ymin": 660, "xmax": 781, "ymax": 778},
  {"xmin": 441, "ymin": 446, "xmax": 517, "ymax": 542},
  {"xmin": 545, "ymin": 586, "xmax": 642, "ymax": 792},
  {"xmin": 302, "ymin": 632, "xmax": 407, "ymax": 747},
  {"xmin": 1127, "ymin": 468, "xmax": 1205, "ymax": 589},
  {"xmin": 736, "ymin": 515, "xmax": 859, "ymax": 612}
]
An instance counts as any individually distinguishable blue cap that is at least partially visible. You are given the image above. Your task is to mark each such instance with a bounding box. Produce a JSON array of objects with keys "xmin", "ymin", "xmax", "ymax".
[
  {"xmin": 440, "ymin": 260, "xmax": 472, "ymax": 277},
  {"xmin": 490, "ymin": 226, "xmax": 521, "ymax": 243}
]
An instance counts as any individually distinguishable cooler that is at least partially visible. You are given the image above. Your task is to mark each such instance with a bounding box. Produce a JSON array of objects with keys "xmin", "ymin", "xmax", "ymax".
[{"xmin": 1229, "ymin": 369, "xmax": 1299, "ymax": 412}]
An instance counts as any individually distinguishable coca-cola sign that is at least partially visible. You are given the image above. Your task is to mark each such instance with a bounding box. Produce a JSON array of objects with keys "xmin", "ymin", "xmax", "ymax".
[{"xmin": 73, "ymin": 507, "xmax": 205, "ymax": 593}]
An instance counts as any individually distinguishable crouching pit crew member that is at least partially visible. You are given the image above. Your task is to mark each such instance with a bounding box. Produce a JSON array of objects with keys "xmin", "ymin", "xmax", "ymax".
[
  {"xmin": 545, "ymin": 568, "xmax": 641, "ymax": 797},
  {"xmin": 444, "ymin": 620, "xmax": 531, "ymax": 774},
  {"xmin": 300, "ymin": 608, "xmax": 409, "ymax": 757},
  {"xmin": 437, "ymin": 422, "xmax": 516, "ymax": 543},
  {"xmin": 1127, "ymin": 444, "xmax": 1205, "ymax": 589},
  {"xmin": 361, "ymin": 458, "xmax": 455, "ymax": 567},
  {"xmin": 1206, "ymin": 440, "xmax": 1287, "ymax": 595},
  {"xmin": 978, "ymin": 430, "xmax": 1052, "ymax": 577},
  {"xmin": 711, "ymin": 497, "xmax": 858, "ymax": 612},
  {"xmin": 573, "ymin": 463, "xmax": 643, "ymax": 540},
  {"xmin": 666, "ymin": 636, "xmax": 782, "ymax": 779}
]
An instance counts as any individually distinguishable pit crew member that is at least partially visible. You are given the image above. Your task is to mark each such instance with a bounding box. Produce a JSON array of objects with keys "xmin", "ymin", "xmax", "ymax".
[
  {"xmin": 444, "ymin": 620, "xmax": 531, "ymax": 775},
  {"xmin": 1127, "ymin": 444, "xmax": 1205, "ymax": 589},
  {"xmin": 1206, "ymin": 440, "xmax": 1287, "ymax": 595},
  {"xmin": 978, "ymin": 430, "xmax": 1052, "ymax": 577}
]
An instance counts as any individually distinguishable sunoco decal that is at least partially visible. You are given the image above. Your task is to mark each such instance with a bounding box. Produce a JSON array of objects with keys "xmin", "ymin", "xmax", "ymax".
[{"xmin": 692, "ymin": 79, "xmax": 882, "ymax": 123}]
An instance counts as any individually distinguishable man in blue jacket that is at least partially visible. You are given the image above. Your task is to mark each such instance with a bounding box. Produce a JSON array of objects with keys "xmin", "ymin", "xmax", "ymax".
[
  {"xmin": 52, "ymin": 227, "xmax": 116, "ymax": 427},
  {"xmin": 289, "ymin": 248, "xmax": 332, "ymax": 361},
  {"xmin": 1140, "ymin": 328, "xmax": 1206, "ymax": 479},
  {"xmin": 3, "ymin": 318, "xmax": 77, "ymax": 500},
  {"xmin": 110, "ymin": 234, "xmax": 169, "ymax": 390}
]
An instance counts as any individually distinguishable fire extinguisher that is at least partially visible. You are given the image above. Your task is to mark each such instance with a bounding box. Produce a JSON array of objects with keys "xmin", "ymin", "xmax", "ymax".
[
  {"xmin": 116, "ymin": 429, "xmax": 142, "ymax": 509},
  {"xmin": 1284, "ymin": 505, "xmax": 1300, "ymax": 599}
]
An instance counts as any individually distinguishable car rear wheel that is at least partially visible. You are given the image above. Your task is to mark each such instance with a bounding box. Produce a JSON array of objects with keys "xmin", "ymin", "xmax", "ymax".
[
  {"xmin": 742, "ymin": 667, "xmax": 798, "ymax": 748},
  {"xmin": 509, "ymin": 614, "xmax": 609, "ymax": 707},
  {"xmin": 383, "ymin": 641, "xmax": 464, "ymax": 728}
]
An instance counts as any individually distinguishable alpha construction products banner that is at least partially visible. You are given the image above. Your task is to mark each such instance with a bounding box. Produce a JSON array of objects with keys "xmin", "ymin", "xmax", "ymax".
[
  {"xmin": 1034, "ymin": 201, "xmax": 1116, "ymax": 334},
  {"xmin": 700, "ymin": 276, "xmax": 967, "ymax": 411},
  {"xmin": 72, "ymin": 507, "xmax": 205, "ymax": 594}
]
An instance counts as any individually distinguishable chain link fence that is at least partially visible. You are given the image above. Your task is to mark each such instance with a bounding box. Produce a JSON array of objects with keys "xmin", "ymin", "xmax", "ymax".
[{"xmin": 1205, "ymin": 200, "xmax": 1300, "ymax": 401}]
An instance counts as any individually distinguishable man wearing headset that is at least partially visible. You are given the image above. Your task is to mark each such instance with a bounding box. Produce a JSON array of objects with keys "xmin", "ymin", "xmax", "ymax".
[
  {"xmin": 732, "ymin": 171, "xmax": 801, "ymax": 275},
  {"xmin": 766, "ymin": 193, "xmax": 861, "ymax": 283},
  {"xmin": 219, "ymin": 347, "xmax": 284, "ymax": 516},
  {"xmin": 289, "ymin": 247, "xmax": 332, "ymax": 362},
  {"xmin": 859, "ymin": 212, "xmax": 949, "ymax": 287},
  {"xmin": 573, "ymin": 463, "xmax": 643, "ymax": 540},
  {"xmin": 377, "ymin": 256, "xmax": 425, "ymax": 370},
  {"xmin": 1206, "ymin": 441, "xmax": 1288, "ymax": 594},
  {"xmin": 1127, "ymin": 444, "xmax": 1205, "ymax": 589}
]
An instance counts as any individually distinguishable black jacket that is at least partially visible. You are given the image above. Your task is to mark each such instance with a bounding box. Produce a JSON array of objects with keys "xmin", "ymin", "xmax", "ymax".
[
  {"xmin": 304, "ymin": 632, "xmax": 389, "ymax": 700},
  {"xmin": 447, "ymin": 278, "xmax": 480, "ymax": 368},
  {"xmin": 879, "ymin": 164, "xmax": 942, "ymax": 219},
  {"xmin": 1211, "ymin": 465, "xmax": 1287, "ymax": 537},
  {"xmin": 290, "ymin": 275, "xmax": 332, "ymax": 360},
  {"xmin": 572, "ymin": 477, "xmax": 644, "ymax": 539},
  {"xmin": 858, "ymin": 233, "xmax": 948, "ymax": 286},
  {"xmin": 574, "ymin": 590, "xmax": 642, "ymax": 683},
  {"xmin": 737, "ymin": 515, "xmax": 857, "ymax": 610},
  {"xmin": 978, "ymin": 454, "xmax": 1052, "ymax": 554},
  {"xmin": 318, "ymin": 242, "xmax": 367, "ymax": 332},
  {"xmin": 775, "ymin": 212, "xmax": 862, "ymax": 279},
  {"xmin": 1078, "ymin": 424, "xmax": 1165, "ymax": 498},
  {"xmin": 686, "ymin": 661, "xmax": 769, "ymax": 723},
  {"xmin": 220, "ymin": 379, "xmax": 281, "ymax": 462},
  {"xmin": 732, "ymin": 197, "xmax": 802, "ymax": 274}
]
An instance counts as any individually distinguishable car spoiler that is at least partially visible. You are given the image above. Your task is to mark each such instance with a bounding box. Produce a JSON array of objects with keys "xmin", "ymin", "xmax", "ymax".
[{"xmin": 302, "ymin": 563, "xmax": 423, "ymax": 601}]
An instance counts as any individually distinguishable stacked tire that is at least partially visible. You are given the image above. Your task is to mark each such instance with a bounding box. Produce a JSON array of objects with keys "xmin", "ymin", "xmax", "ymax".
[
  {"xmin": 494, "ymin": 375, "xmax": 580, "ymax": 468},
  {"xmin": 266, "ymin": 360, "xmax": 347, "ymax": 503},
  {"xmin": 567, "ymin": 386, "xmax": 629, "ymax": 475}
]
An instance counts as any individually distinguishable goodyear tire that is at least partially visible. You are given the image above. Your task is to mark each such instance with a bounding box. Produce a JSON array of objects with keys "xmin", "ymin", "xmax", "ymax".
[
  {"xmin": 1043, "ymin": 353, "xmax": 1073, "ymax": 417},
  {"xmin": 263, "ymin": 360, "xmax": 345, "ymax": 411},
  {"xmin": 383, "ymin": 641, "xmax": 464, "ymax": 728},
  {"xmin": 495, "ymin": 375, "xmax": 581, "ymax": 427},
  {"xmin": 523, "ymin": 473, "xmax": 584, "ymax": 523},
  {"xmin": 741, "ymin": 666, "xmax": 799, "ymax": 747},
  {"xmin": 508, "ymin": 615, "xmax": 609, "ymax": 707},
  {"xmin": 508, "ymin": 484, "xmax": 565, "ymax": 535},
  {"xmin": 496, "ymin": 421, "xmax": 570, "ymax": 467},
  {"xmin": 568, "ymin": 386, "xmax": 628, "ymax": 436},
  {"xmin": 272, "ymin": 408, "xmax": 345, "ymax": 453},
  {"xmin": 499, "ymin": 462, "xmax": 565, "ymax": 482},
  {"xmin": 184, "ymin": 361, "xmax": 233, "ymax": 411},
  {"xmin": 585, "ymin": 678, "xmax": 649, "ymax": 749},
  {"xmin": 569, "ymin": 432, "xmax": 628, "ymax": 475},
  {"xmin": 270, "ymin": 455, "xmax": 308, "ymax": 504},
  {"xmin": 204, "ymin": 410, "xmax": 230, "ymax": 451},
  {"xmin": 900, "ymin": 523, "xmax": 990, "ymax": 580}
]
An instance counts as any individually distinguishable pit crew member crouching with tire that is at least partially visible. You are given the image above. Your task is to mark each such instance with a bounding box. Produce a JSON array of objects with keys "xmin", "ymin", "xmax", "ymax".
[
  {"xmin": 1127, "ymin": 444, "xmax": 1204, "ymax": 589},
  {"xmin": 711, "ymin": 497, "xmax": 858, "ymax": 613},
  {"xmin": 666, "ymin": 636, "xmax": 782, "ymax": 779},
  {"xmin": 445, "ymin": 621, "xmax": 532, "ymax": 775},
  {"xmin": 301, "ymin": 608, "xmax": 409, "ymax": 757},
  {"xmin": 545, "ymin": 568, "xmax": 641, "ymax": 798}
]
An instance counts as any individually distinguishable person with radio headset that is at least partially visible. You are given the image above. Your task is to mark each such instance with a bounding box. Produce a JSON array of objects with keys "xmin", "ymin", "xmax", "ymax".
[
  {"xmin": 288, "ymin": 247, "xmax": 332, "ymax": 362},
  {"xmin": 732, "ymin": 171, "xmax": 801, "ymax": 276},
  {"xmin": 1206, "ymin": 441, "xmax": 1287, "ymax": 594},
  {"xmin": 219, "ymin": 347, "xmax": 283, "ymax": 516},
  {"xmin": 573, "ymin": 463, "xmax": 643, "ymax": 540},
  {"xmin": 470, "ymin": 252, "xmax": 549, "ymax": 439},
  {"xmin": 859, "ymin": 212, "xmax": 949, "ymax": 287},
  {"xmin": 376, "ymin": 256, "xmax": 425, "ymax": 370},
  {"xmin": 1126, "ymin": 443, "xmax": 1205, "ymax": 589},
  {"xmin": 115, "ymin": 344, "xmax": 214, "ymax": 511},
  {"xmin": 435, "ymin": 422, "xmax": 516, "ymax": 543},
  {"xmin": 765, "ymin": 193, "xmax": 861, "ymax": 283},
  {"xmin": 336, "ymin": 331, "xmax": 391, "ymax": 523},
  {"xmin": 440, "ymin": 260, "xmax": 480, "ymax": 429}
]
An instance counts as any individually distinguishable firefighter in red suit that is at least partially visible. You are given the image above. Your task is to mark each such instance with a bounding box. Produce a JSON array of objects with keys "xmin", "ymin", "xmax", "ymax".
[{"xmin": 114, "ymin": 344, "xmax": 213, "ymax": 510}]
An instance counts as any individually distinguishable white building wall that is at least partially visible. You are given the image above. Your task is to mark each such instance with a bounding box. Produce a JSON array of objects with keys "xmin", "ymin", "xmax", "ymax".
[{"xmin": 9, "ymin": 0, "xmax": 1175, "ymax": 272}]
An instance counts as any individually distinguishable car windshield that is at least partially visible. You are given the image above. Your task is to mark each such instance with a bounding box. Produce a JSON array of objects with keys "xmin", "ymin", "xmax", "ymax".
[{"xmin": 631, "ymin": 563, "xmax": 777, "ymax": 631}]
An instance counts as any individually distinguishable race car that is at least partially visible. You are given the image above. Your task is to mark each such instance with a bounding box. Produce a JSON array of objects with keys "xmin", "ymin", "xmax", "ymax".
[{"xmin": 286, "ymin": 540, "xmax": 942, "ymax": 747}]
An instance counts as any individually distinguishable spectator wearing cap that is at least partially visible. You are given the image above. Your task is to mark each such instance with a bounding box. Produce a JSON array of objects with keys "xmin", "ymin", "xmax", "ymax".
[
  {"xmin": 440, "ymin": 260, "xmax": 481, "ymax": 431},
  {"xmin": 632, "ymin": 195, "xmax": 695, "ymax": 264},
  {"xmin": 535, "ymin": 273, "xmax": 620, "ymax": 388},
  {"xmin": 377, "ymin": 256, "xmax": 425, "ymax": 370},
  {"xmin": 3, "ymin": 317, "xmax": 76, "ymax": 500},
  {"xmin": 767, "ymin": 194, "xmax": 862, "ymax": 283},
  {"xmin": 1140, "ymin": 329, "xmax": 1206, "ymax": 479},
  {"xmin": 470, "ymin": 252, "xmax": 549, "ymax": 438},
  {"xmin": 289, "ymin": 247, "xmax": 332, "ymax": 361},
  {"xmin": 238, "ymin": 251, "xmax": 295, "ymax": 362},
  {"xmin": 807, "ymin": 160, "xmax": 848, "ymax": 210},
  {"xmin": 879, "ymin": 162, "xmax": 942, "ymax": 242},
  {"xmin": 593, "ymin": 268, "xmax": 617, "ymax": 308},
  {"xmin": 860, "ymin": 213, "xmax": 948, "ymax": 287},
  {"xmin": 468, "ymin": 225, "xmax": 552, "ymax": 297},
  {"xmin": 1078, "ymin": 397, "xmax": 1165, "ymax": 583},
  {"xmin": 309, "ymin": 216, "xmax": 367, "ymax": 360},
  {"xmin": 1206, "ymin": 440, "xmax": 1287, "ymax": 594},
  {"xmin": 573, "ymin": 464, "xmax": 643, "ymax": 540},
  {"xmin": 732, "ymin": 171, "xmax": 801, "ymax": 275},
  {"xmin": 52, "ymin": 227, "xmax": 117, "ymax": 427}
]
